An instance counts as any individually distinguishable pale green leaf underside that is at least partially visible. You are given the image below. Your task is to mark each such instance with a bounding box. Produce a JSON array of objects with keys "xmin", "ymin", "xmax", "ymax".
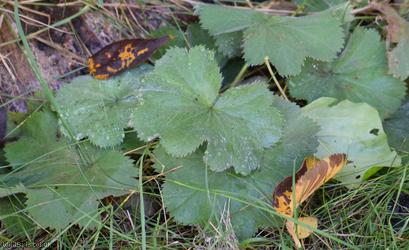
[
  {"xmin": 289, "ymin": 28, "xmax": 407, "ymax": 119},
  {"xmin": 0, "ymin": 183, "xmax": 26, "ymax": 198},
  {"xmin": 303, "ymin": 97, "xmax": 401, "ymax": 186},
  {"xmin": 154, "ymin": 96, "xmax": 319, "ymax": 240},
  {"xmin": 56, "ymin": 65, "xmax": 152, "ymax": 147},
  {"xmin": 133, "ymin": 46, "xmax": 283, "ymax": 175},
  {"xmin": 196, "ymin": 4, "xmax": 344, "ymax": 76},
  {"xmin": 3, "ymin": 111, "xmax": 137, "ymax": 229}
]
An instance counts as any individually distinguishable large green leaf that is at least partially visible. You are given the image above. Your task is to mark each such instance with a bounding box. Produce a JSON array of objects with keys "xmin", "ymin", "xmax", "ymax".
[
  {"xmin": 56, "ymin": 65, "xmax": 152, "ymax": 147},
  {"xmin": 154, "ymin": 96, "xmax": 319, "ymax": 240},
  {"xmin": 289, "ymin": 28, "xmax": 407, "ymax": 119},
  {"xmin": 196, "ymin": 4, "xmax": 344, "ymax": 76},
  {"xmin": 133, "ymin": 46, "xmax": 283, "ymax": 175},
  {"xmin": 303, "ymin": 97, "xmax": 401, "ymax": 185},
  {"xmin": 2, "ymin": 111, "xmax": 137, "ymax": 229}
]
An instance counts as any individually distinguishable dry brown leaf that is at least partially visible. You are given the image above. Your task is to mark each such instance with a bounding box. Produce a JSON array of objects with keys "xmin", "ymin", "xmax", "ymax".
[
  {"xmin": 370, "ymin": 2, "xmax": 409, "ymax": 79},
  {"xmin": 286, "ymin": 216, "xmax": 318, "ymax": 248},
  {"xmin": 272, "ymin": 154, "xmax": 347, "ymax": 247}
]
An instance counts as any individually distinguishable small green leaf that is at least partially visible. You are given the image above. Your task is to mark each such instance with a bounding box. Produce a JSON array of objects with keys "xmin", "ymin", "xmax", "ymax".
[
  {"xmin": 186, "ymin": 23, "xmax": 216, "ymax": 49},
  {"xmin": 151, "ymin": 26, "xmax": 186, "ymax": 60},
  {"xmin": 154, "ymin": 96, "xmax": 319, "ymax": 240},
  {"xmin": 384, "ymin": 99, "xmax": 409, "ymax": 161},
  {"xmin": 24, "ymin": 147, "xmax": 136, "ymax": 229},
  {"xmin": 0, "ymin": 195, "xmax": 35, "ymax": 236},
  {"xmin": 186, "ymin": 23, "xmax": 226, "ymax": 64},
  {"xmin": 56, "ymin": 65, "xmax": 152, "ymax": 147},
  {"xmin": 3, "ymin": 111, "xmax": 137, "ymax": 229},
  {"xmin": 133, "ymin": 46, "xmax": 283, "ymax": 175},
  {"xmin": 121, "ymin": 130, "xmax": 147, "ymax": 154},
  {"xmin": 5, "ymin": 110, "xmax": 61, "ymax": 170},
  {"xmin": 196, "ymin": 4, "xmax": 344, "ymax": 76},
  {"xmin": 289, "ymin": 28, "xmax": 407, "ymax": 118},
  {"xmin": 303, "ymin": 97, "xmax": 401, "ymax": 186},
  {"xmin": 214, "ymin": 32, "xmax": 242, "ymax": 58},
  {"xmin": 196, "ymin": 4, "xmax": 258, "ymax": 35}
]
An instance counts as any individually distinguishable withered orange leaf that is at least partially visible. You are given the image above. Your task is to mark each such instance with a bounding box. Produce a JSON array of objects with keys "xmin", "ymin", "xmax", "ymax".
[
  {"xmin": 272, "ymin": 153, "xmax": 347, "ymax": 247},
  {"xmin": 87, "ymin": 35, "xmax": 169, "ymax": 80},
  {"xmin": 286, "ymin": 216, "xmax": 317, "ymax": 239},
  {"xmin": 369, "ymin": 2, "xmax": 407, "ymax": 43}
]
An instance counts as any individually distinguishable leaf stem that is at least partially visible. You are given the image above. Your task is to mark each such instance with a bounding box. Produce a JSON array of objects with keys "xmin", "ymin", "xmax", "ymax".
[
  {"xmin": 264, "ymin": 57, "xmax": 289, "ymax": 100},
  {"xmin": 139, "ymin": 153, "xmax": 147, "ymax": 250}
]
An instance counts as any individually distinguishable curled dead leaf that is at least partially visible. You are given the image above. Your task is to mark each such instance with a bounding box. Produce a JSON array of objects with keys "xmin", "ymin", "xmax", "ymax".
[{"xmin": 272, "ymin": 153, "xmax": 347, "ymax": 247}]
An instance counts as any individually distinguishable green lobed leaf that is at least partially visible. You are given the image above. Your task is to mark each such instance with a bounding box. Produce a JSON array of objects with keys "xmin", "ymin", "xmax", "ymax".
[
  {"xmin": 154, "ymin": 95, "xmax": 319, "ymax": 240},
  {"xmin": 196, "ymin": 4, "xmax": 344, "ymax": 76},
  {"xmin": 289, "ymin": 28, "xmax": 407, "ymax": 119},
  {"xmin": 133, "ymin": 46, "xmax": 283, "ymax": 175},
  {"xmin": 3, "ymin": 111, "xmax": 137, "ymax": 229},
  {"xmin": 56, "ymin": 65, "xmax": 152, "ymax": 147},
  {"xmin": 302, "ymin": 97, "xmax": 401, "ymax": 186}
]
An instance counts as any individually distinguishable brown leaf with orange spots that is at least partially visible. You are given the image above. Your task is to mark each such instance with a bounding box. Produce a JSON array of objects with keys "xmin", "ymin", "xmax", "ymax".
[
  {"xmin": 87, "ymin": 36, "xmax": 169, "ymax": 80},
  {"xmin": 272, "ymin": 154, "xmax": 347, "ymax": 247}
]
